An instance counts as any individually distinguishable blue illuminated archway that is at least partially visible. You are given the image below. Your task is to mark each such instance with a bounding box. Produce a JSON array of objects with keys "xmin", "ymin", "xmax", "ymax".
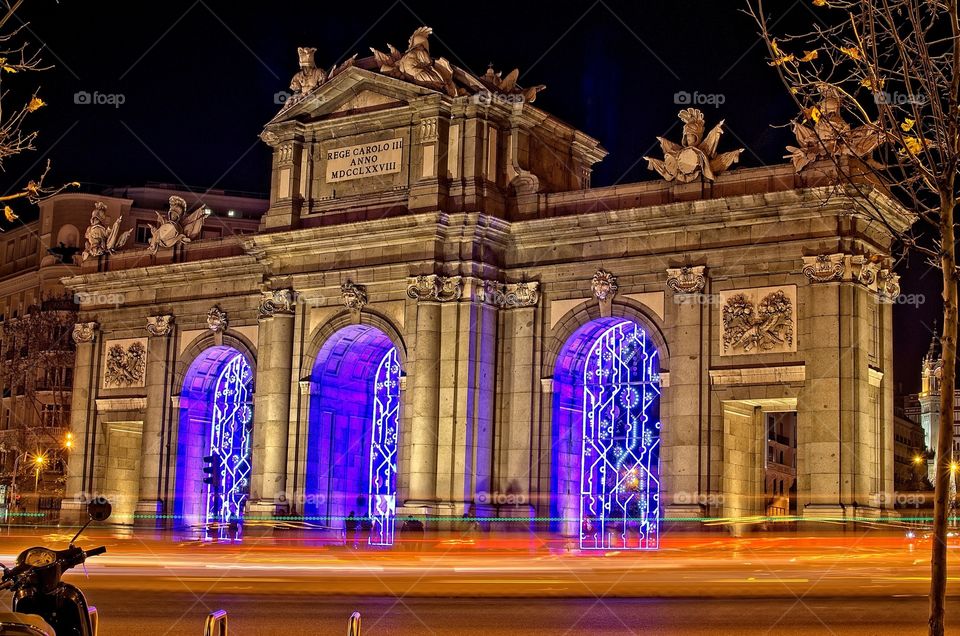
[
  {"xmin": 176, "ymin": 346, "xmax": 254, "ymax": 537},
  {"xmin": 307, "ymin": 324, "xmax": 402, "ymax": 546},
  {"xmin": 552, "ymin": 318, "xmax": 661, "ymax": 550}
]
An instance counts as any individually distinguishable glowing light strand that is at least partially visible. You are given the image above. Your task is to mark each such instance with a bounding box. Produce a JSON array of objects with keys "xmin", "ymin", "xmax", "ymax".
[
  {"xmin": 580, "ymin": 322, "xmax": 661, "ymax": 550},
  {"xmin": 367, "ymin": 347, "xmax": 401, "ymax": 546},
  {"xmin": 204, "ymin": 353, "xmax": 253, "ymax": 540}
]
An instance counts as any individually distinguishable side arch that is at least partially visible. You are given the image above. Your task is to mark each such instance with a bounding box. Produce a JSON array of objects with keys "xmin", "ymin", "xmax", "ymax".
[
  {"xmin": 173, "ymin": 344, "xmax": 255, "ymax": 534},
  {"xmin": 174, "ymin": 329, "xmax": 258, "ymax": 396},
  {"xmin": 543, "ymin": 298, "xmax": 670, "ymax": 381}
]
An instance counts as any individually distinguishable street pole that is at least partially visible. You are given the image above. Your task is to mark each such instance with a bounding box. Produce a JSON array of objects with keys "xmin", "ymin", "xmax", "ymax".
[{"xmin": 9, "ymin": 451, "xmax": 25, "ymax": 523}]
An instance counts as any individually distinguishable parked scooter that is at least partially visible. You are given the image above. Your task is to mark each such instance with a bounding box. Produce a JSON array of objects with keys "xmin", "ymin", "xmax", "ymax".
[{"xmin": 0, "ymin": 500, "xmax": 111, "ymax": 635}]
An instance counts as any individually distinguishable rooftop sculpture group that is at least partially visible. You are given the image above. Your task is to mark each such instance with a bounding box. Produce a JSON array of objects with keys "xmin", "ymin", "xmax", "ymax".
[
  {"xmin": 81, "ymin": 202, "xmax": 131, "ymax": 261},
  {"xmin": 784, "ymin": 84, "xmax": 883, "ymax": 171},
  {"xmin": 644, "ymin": 108, "xmax": 744, "ymax": 183}
]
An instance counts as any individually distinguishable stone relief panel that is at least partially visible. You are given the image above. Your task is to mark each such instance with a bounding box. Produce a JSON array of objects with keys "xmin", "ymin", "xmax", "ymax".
[
  {"xmin": 720, "ymin": 285, "xmax": 797, "ymax": 356},
  {"xmin": 102, "ymin": 338, "xmax": 148, "ymax": 389}
]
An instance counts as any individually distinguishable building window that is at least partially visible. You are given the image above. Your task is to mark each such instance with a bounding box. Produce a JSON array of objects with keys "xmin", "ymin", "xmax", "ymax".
[{"xmin": 135, "ymin": 222, "xmax": 152, "ymax": 245}]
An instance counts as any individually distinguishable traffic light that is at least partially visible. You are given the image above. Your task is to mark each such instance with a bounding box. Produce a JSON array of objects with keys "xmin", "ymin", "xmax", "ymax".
[{"xmin": 202, "ymin": 454, "xmax": 221, "ymax": 491}]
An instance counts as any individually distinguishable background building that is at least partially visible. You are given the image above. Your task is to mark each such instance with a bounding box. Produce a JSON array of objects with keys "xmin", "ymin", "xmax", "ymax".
[
  {"xmin": 904, "ymin": 333, "xmax": 960, "ymax": 482},
  {"xmin": 893, "ymin": 408, "xmax": 927, "ymax": 492},
  {"xmin": 0, "ymin": 184, "xmax": 265, "ymax": 519}
]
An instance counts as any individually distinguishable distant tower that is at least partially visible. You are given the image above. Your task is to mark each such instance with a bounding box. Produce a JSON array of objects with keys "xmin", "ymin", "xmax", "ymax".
[{"xmin": 919, "ymin": 326, "xmax": 944, "ymax": 482}]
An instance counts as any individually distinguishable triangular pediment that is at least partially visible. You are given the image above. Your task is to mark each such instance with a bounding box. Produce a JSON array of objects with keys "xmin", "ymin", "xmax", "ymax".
[{"xmin": 267, "ymin": 67, "xmax": 438, "ymax": 125}]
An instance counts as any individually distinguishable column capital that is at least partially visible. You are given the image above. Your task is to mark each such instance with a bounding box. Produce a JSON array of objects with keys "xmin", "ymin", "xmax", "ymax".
[
  {"xmin": 145, "ymin": 314, "xmax": 174, "ymax": 337},
  {"xmin": 475, "ymin": 279, "xmax": 540, "ymax": 308},
  {"xmin": 258, "ymin": 289, "xmax": 296, "ymax": 320},
  {"xmin": 72, "ymin": 322, "xmax": 98, "ymax": 345},
  {"xmin": 406, "ymin": 274, "xmax": 463, "ymax": 302},
  {"xmin": 665, "ymin": 265, "xmax": 707, "ymax": 295},
  {"xmin": 801, "ymin": 253, "xmax": 845, "ymax": 283}
]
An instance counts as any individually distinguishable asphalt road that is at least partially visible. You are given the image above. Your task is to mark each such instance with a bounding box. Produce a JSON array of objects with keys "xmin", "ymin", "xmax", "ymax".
[
  {"xmin": 0, "ymin": 527, "xmax": 956, "ymax": 634},
  {"xmin": 64, "ymin": 594, "xmax": 960, "ymax": 635}
]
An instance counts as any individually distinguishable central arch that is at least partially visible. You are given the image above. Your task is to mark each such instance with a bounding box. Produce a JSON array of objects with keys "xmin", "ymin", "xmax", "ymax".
[
  {"xmin": 307, "ymin": 324, "xmax": 402, "ymax": 546},
  {"xmin": 552, "ymin": 317, "xmax": 662, "ymax": 550}
]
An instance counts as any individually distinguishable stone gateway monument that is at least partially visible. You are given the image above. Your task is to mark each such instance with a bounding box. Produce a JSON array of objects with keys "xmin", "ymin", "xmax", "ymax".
[{"xmin": 62, "ymin": 27, "xmax": 910, "ymax": 547}]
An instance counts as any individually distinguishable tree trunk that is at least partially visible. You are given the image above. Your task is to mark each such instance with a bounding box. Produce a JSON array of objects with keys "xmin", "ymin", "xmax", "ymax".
[{"xmin": 931, "ymin": 193, "xmax": 957, "ymax": 636}]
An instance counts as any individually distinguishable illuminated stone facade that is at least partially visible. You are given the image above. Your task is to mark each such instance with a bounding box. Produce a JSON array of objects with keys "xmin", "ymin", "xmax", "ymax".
[{"xmin": 61, "ymin": 41, "xmax": 911, "ymax": 536}]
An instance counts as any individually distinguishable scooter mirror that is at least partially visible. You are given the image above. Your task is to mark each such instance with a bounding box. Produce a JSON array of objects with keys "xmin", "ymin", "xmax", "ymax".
[{"xmin": 87, "ymin": 500, "xmax": 112, "ymax": 522}]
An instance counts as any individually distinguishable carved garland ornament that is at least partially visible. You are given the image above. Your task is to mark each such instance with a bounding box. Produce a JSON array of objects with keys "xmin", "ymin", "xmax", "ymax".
[
  {"xmin": 406, "ymin": 275, "xmax": 463, "ymax": 302},
  {"xmin": 146, "ymin": 315, "xmax": 174, "ymax": 337},
  {"xmin": 801, "ymin": 253, "xmax": 845, "ymax": 283},
  {"xmin": 103, "ymin": 340, "xmax": 147, "ymax": 389},
  {"xmin": 72, "ymin": 322, "xmax": 98, "ymax": 344},
  {"xmin": 665, "ymin": 266, "xmax": 706, "ymax": 294},
  {"xmin": 722, "ymin": 290, "xmax": 795, "ymax": 354},
  {"xmin": 207, "ymin": 306, "xmax": 228, "ymax": 333},
  {"xmin": 259, "ymin": 289, "xmax": 296, "ymax": 319},
  {"xmin": 341, "ymin": 281, "xmax": 368, "ymax": 312}
]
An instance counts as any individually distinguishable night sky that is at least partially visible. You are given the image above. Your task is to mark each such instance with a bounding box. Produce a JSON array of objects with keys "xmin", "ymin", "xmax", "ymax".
[{"xmin": 0, "ymin": 0, "xmax": 941, "ymax": 393}]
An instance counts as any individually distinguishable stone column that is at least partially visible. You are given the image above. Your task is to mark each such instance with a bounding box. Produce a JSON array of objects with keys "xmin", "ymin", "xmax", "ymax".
[
  {"xmin": 663, "ymin": 266, "xmax": 708, "ymax": 519},
  {"xmin": 249, "ymin": 290, "xmax": 296, "ymax": 516},
  {"xmin": 404, "ymin": 275, "xmax": 459, "ymax": 509},
  {"xmin": 63, "ymin": 322, "xmax": 98, "ymax": 525},
  {"xmin": 136, "ymin": 315, "xmax": 174, "ymax": 526},
  {"xmin": 497, "ymin": 282, "xmax": 541, "ymax": 519},
  {"xmin": 798, "ymin": 254, "xmax": 848, "ymax": 518}
]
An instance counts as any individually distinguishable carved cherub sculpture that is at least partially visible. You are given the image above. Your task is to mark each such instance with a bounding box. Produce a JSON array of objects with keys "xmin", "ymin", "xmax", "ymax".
[
  {"xmin": 146, "ymin": 195, "xmax": 206, "ymax": 254},
  {"xmin": 645, "ymin": 108, "xmax": 744, "ymax": 183},
  {"xmin": 785, "ymin": 84, "xmax": 883, "ymax": 171},
  {"xmin": 81, "ymin": 201, "xmax": 131, "ymax": 261},
  {"xmin": 290, "ymin": 47, "xmax": 327, "ymax": 95}
]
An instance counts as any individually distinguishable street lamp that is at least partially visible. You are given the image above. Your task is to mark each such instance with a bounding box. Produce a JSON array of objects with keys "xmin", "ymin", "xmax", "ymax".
[
  {"xmin": 31, "ymin": 453, "xmax": 46, "ymax": 493},
  {"xmin": 63, "ymin": 432, "xmax": 73, "ymax": 450}
]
